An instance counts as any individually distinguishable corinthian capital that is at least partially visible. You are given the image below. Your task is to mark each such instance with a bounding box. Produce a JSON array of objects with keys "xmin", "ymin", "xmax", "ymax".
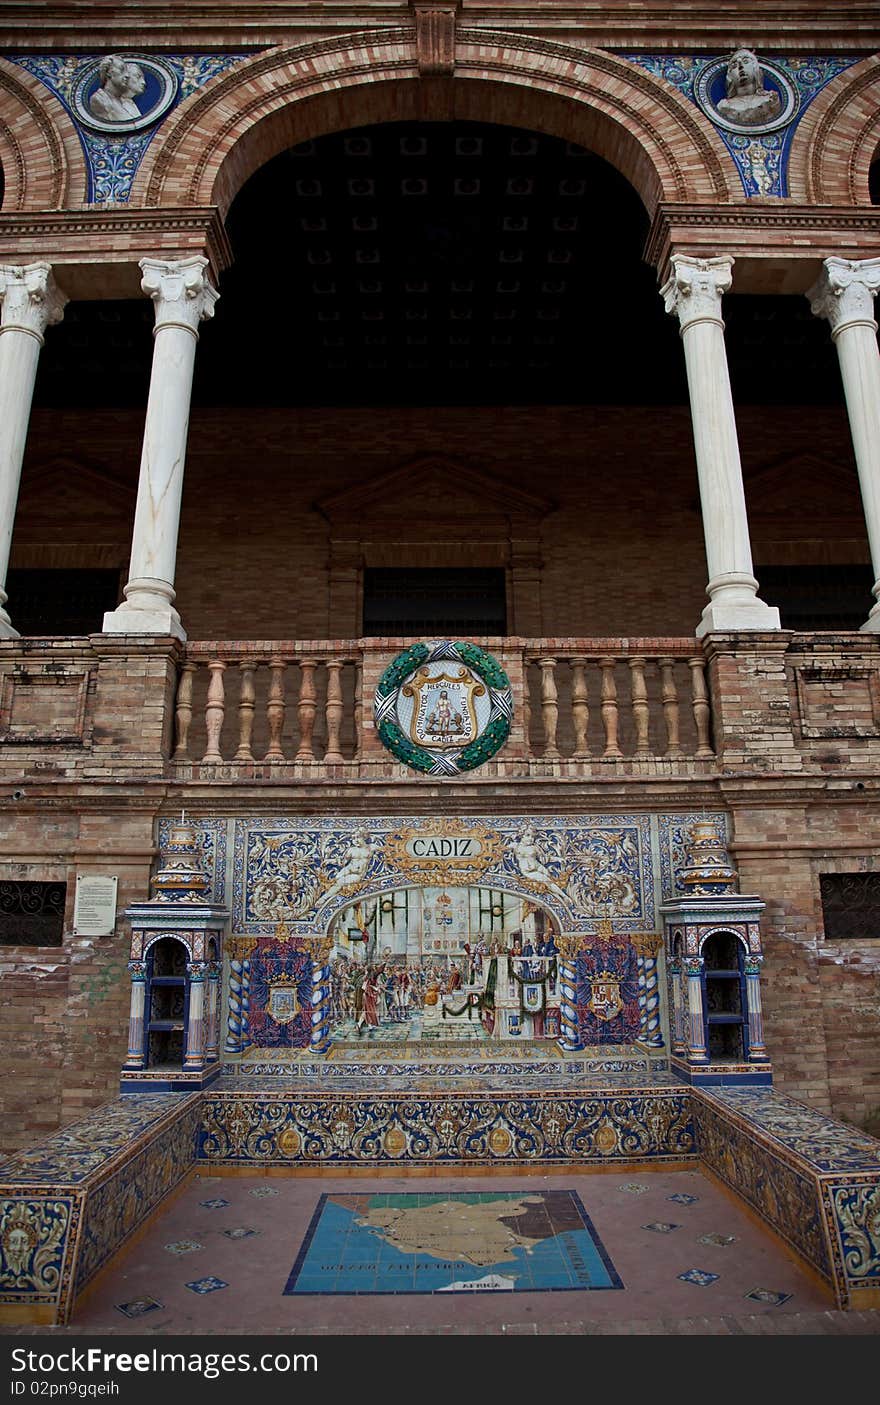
[
  {"xmin": 807, "ymin": 257, "xmax": 880, "ymax": 334},
  {"xmin": 0, "ymin": 262, "xmax": 67, "ymax": 340},
  {"xmin": 661, "ymin": 254, "xmax": 734, "ymax": 331},
  {"xmin": 140, "ymin": 255, "xmax": 219, "ymax": 335}
]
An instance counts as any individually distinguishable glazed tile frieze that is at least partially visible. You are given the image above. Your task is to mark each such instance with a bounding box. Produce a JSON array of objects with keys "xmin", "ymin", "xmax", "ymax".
[
  {"xmin": 199, "ymin": 1090, "xmax": 695, "ymax": 1167},
  {"xmin": 230, "ymin": 813, "xmax": 663, "ymax": 935}
]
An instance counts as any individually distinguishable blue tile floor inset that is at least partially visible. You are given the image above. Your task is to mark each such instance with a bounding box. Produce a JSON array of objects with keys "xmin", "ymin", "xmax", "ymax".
[{"xmin": 284, "ymin": 1190, "xmax": 623, "ymax": 1295}]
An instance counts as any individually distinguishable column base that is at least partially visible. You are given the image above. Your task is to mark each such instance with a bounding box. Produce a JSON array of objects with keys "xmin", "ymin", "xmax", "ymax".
[
  {"xmin": 0, "ymin": 615, "xmax": 20, "ymax": 639},
  {"xmin": 103, "ymin": 603, "xmax": 186, "ymax": 641},
  {"xmin": 696, "ymin": 598, "xmax": 781, "ymax": 637},
  {"xmin": 859, "ymin": 606, "xmax": 880, "ymax": 633}
]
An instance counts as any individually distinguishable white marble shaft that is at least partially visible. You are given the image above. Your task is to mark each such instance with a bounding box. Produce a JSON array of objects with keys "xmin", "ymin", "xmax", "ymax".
[
  {"xmin": 104, "ymin": 257, "xmax": 218, "ymax": 641},
  {"xmin": 662, "ymin": 255, "xmax": 780, "ymax": 637},
  {"xmin": 808, "ymin": 257, "xmax": 880, "ymax": 631},
  {"xmin": 0, "ymin": 263, "xmax": 67, "ymax": 636}
]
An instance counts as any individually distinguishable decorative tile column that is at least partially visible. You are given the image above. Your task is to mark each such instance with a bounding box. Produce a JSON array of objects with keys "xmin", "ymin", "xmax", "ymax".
[
  {"xmin": 632, "ymin": 933, "xmax": 665, "ymax": 1049},
  {"xmin": 556, "ymin": 934, "xmax": 583, "ymax": 1052},
  {"xmin": 205, "ymin": 960, "xmax": 221, "ymax": 1063},
  {"xmin": 0, "ymin": 263, "xmax": 67, "ymax": 636},
  {"xmin": 103, "ymin": 256, "xmax": 218, "ymax": 641},
  {"xmin": 661, "ymin": 255, "xmax": 780, "ymax": 637},
  {"xmin": 309, "ymin": 937, "xmax": 333, "ymax": 1054},
  {"xmin": 808, "ymin": 258, "xmax": 880, "ymax": 631}
]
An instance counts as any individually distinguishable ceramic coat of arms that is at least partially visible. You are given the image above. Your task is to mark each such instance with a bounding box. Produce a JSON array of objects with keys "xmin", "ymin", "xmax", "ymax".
[{"xmin": 374, "ymin": 641, "xmax": 513, "ymax": 776}]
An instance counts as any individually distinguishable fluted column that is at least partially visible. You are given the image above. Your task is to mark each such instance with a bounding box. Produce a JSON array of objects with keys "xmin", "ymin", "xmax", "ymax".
[
  {"xmin": 124, "ymin": 961, "xmax": 148, "ymax": 1068},
  {"xmin": 184, "ymin": 960, "xmax": 207, "ymax": 1068},
  {"xmin": 661, "ymin": 255, "xmax": 779, "ymax": 637},
  {"xmin": 684, "ymin": 954, "xmax": 709, "ymax": 1064},
  {"xmin": 744, "ymin": 954, "xmax": 769, "ymax": 1062},
  {"xmin": 205, "ymin": 960, "xmax": 221, "ymax": 1062},
  {"xmin": 0, "ymin": 263, "xmax": 67, "ymax": 636},
  {"xmin": 808, "ymin": 258, "xmax": 880, "ymax": 630},
  {"xmin": 668, "ymin": 955, "xmax": 686, "ymax": 1055},
  {"xmin": 103, "ymin": 256, "xmax": 218, "ymax": 640}
]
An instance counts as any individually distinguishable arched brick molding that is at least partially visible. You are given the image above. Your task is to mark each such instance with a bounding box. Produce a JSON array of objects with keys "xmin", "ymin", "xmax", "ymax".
[
  {"xmin": 0, "ymin": 58, "xmax": 87, "ymax": 210},
  {"xmin": 788, "ymin": 54, "xmax": 880, "ymax": 205},
  {"xmin": 134, "ymin": 30, "xmax": 736, "ymax": 221}
]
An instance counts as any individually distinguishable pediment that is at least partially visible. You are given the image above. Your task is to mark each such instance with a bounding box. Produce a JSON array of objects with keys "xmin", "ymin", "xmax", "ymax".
[
  {"xmin": 315, "ymin": 455, "xmax": 556, "ymax": 527},
  {"xmin": 18, "ymin": 455, "xmax": 135, "ymax": 524},
  {"xmin": 745, "ymin": 452, "xmax": 862, "ymax": 521}
]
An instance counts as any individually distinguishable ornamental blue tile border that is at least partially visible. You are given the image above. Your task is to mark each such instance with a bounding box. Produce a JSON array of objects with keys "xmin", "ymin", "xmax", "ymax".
[
  {"xmin": 621, "ymin": 54, "xmax": 860, "ymax": 197},
  {"xmin": 9, "ymin": 54, "xmax": 250, "ymax": 203}
]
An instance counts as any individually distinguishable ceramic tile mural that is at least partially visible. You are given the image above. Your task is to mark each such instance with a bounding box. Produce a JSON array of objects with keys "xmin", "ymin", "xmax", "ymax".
[{"xmin": 285, "ymin": 1190, "xmax": 623, "ymax": 1294}]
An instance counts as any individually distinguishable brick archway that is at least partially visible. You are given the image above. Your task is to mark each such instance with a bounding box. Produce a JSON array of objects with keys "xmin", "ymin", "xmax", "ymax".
[
  {"xmin": 788, "ymin": 54, "xmax": 880, "ymax": 205},
  {"xmin": 0, "ymin": 58, "xmax": 86, "ymax": 211},
  {"xmin": 134, "ymin": 30, "xmax": 736, "ymax": 225}
]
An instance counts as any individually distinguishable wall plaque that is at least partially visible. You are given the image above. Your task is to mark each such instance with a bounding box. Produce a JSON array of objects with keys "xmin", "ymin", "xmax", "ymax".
[{"xmin": 73, "ymin": 874, "xmax": 118, "ymax": 937}]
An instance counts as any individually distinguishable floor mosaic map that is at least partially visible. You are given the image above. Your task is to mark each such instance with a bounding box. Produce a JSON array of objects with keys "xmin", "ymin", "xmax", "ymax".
[{"xmin": 284, "ymin": 1190, "xmax": 622, "ymax": 1295}]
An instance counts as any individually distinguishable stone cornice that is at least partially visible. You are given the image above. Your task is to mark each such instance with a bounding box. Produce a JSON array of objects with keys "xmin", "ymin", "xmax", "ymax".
[
  {"xmin": 0, "ymin": 207, "xmax": 233, "ymax": 298},
  {"xmin": 646, "ymin": 203, "xmax": 880, "ymax": 293},
  {"xmin": 0, "ymin": 4, "xmax": 876, "ymax": 52}
]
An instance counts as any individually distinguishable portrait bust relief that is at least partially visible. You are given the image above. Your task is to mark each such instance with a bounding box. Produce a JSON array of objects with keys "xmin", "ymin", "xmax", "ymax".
[
  {"xmin": 695, "ymin": 48, "xmax": 797, "ymax": 137},
  {"xmin": 716, "ymin": 48, "xmax": 781, "ymax": 127},
  {"xmin": 88, "ymin": 55, "xmax": 147, "ymax": 123},
  {"xmin": 72, "ymin": 53, "xmax": 179, "ymax": 133}
]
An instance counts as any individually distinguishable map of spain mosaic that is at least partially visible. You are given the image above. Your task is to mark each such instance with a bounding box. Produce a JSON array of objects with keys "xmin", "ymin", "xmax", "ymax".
[{"xmin": 284, "ymin": 1191, "xmax": 623, "ymax": 1294}]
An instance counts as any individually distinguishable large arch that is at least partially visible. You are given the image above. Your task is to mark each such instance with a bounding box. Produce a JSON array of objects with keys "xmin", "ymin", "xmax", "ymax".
[
  {"xmin": 133, "ymin": 30, "xmax": 737, "ymax": 222},
  {"xmin": 0, "ymin": 58, "xmax": 87, "ymax": 211},
  {"xmin": 787, "ymin": 54, "xmax": 880, "ymax": 205}
]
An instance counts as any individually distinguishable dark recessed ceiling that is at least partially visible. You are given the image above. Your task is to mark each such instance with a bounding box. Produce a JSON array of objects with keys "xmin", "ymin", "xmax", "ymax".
[{"xmin": 31, "ymin": 121, "xmax": 841, "ymax": 410}]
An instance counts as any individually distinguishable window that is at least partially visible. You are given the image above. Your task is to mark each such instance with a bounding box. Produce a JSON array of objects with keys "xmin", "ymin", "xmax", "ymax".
[
  {"xmin": 757, "ymin": 564, "xmax": 873, "ymax": 631},
  {"xmin": 362, "ymin": 567, "xmax": 507, "ymax": 636},
  {"xmin": 0, "ymin": 881, "xmax": 66, "ymax": 946},
  {"xmin": 820, "ymin": 873, "xmax": 880, "ymax": 940},
  {"xmin": 5, "ymin": 568, "xmax": 122, "ymax": 636}
]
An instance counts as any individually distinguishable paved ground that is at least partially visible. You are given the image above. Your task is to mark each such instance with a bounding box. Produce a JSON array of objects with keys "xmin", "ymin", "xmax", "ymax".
[{"xmin": 7, "ymin": 1166, "xmax": 877, "ymax": 1336}]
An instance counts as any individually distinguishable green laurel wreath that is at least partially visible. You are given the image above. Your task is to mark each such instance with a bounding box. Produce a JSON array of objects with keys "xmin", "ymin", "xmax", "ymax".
[{"xmin": 375, "ymin": 641, "xmax": 512, "ymax": 775}]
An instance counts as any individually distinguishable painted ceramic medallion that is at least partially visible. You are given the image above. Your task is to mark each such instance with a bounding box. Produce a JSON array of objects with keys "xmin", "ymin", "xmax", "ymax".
[{"xmin": 374, "ymin": 640, "xmax": 513, "ymax": 776}]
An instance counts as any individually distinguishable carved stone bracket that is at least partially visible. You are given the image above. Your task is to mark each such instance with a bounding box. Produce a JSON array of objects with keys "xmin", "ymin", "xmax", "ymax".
[{"xmin": 411, "ymin": 2, "xmax": 460, "ymax": 75}]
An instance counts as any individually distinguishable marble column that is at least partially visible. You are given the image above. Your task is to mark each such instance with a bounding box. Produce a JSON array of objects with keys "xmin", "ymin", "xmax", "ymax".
[
  {"xmin": 668, "ymin": 956, "xmax": 686, "ymax": 1055},
  {"xmin": 103, "ymin": 256, "xmax": 218, "ymax": 641},
  {"xmin": 0, "ymin": 263, "xmax": 67, "ymax": 636},
  {"xmin": 204, "ymin": 961, "xmax": 220, "ymax": 1063},
  {"xmin": 808, "ymin": 257, "xmax": 880, "ymax": 631},
  {"xmin": 662, "ymin": 255, "xmax": 780, "ymax": 637}
]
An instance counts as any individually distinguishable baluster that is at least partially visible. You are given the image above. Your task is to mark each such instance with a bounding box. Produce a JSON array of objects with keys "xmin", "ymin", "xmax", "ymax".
[
  {"xmin": 234, "ymin": 661, "xmax": 256, "ymax": 762},
  {"xmin": 264, "ymin": 655, "xmax": 286, "ymax": 761},
  {"xmin": 537, "ymin": 656, "xmax": 559, "ymax": 759},
  {"xmin": 688, "ymin": 655, "xmax": 714, "ymax": 757},
  {"xmin": 599, "ymin": 657, "xmax": 623, "ymax": 758},
  {"xmin": 352, "ymin": 660, "xmax": 363, "ymax": 762},
  {"xmin": 659, "ymin": 656, "xmax": 682, "ymax": 758},
  {"xmin": 570, "ymin": 656, "xmax": 590, "ymax": 759},
  {"xmin": 173, "ymin": 660, "xmax": 196, "ymax": 759},
  {"xmin": 522, "ymin": 661, "xmax": 533, "ymax": 757},
  {"xmin": 296, "ymin": 658, "xmax": 318, "ymax": 762},
  {"xmin": 201, "ymin": 659, "xmax": 226, "ymax": 764},
  {"xmin": 324, "ymin": 659, "xmax": 344, "ymax": 764},
  {"xmin": 628, "ymin": 656, "xmax": 650, "ymax": 757}
]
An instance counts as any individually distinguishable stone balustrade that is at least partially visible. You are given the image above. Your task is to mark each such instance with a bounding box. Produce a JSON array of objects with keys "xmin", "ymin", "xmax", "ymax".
[
  {"xmin": 170, "ymin": 637, "xmax": 715, "ymax": 775},
  {"xmin": 5, "ymin": 630, "xmax": 880, "ymax": 782}
]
